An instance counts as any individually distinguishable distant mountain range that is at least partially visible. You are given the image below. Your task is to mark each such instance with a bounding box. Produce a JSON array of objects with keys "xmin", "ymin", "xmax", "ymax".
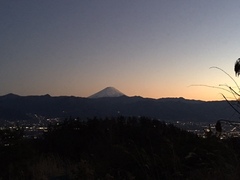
[{"xmin": 0, "ymin": 91, "xmax": 239, "ymax": 123}]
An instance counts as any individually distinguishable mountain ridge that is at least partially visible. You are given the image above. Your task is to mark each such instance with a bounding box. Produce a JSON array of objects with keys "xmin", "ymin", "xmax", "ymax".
[{"xmin": 0, "ymin": 93, "xmax": 237, "ymax": 122}]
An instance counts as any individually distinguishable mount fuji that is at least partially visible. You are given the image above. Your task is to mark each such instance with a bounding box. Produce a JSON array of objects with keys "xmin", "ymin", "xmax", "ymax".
[{"xmin": 88, "ymin": 87, "xmax": 126, "ymax": 98}]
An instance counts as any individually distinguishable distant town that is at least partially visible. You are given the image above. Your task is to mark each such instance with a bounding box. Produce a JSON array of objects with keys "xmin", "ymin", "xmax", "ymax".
[{"xmin": 0, "ymin": 115, "xmax": 239, "ymax": 144}]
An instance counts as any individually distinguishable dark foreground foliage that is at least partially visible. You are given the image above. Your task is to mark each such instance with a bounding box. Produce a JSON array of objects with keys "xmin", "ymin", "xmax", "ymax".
[{"xmin": 0, "ymin": 117, "xmax": 240, "ymax": 179}]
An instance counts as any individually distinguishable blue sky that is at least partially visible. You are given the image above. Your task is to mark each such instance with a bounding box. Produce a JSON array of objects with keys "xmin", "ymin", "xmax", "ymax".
[{"xmin": 1, "ymin": 1, "xmax": 240, "ymax": 100}]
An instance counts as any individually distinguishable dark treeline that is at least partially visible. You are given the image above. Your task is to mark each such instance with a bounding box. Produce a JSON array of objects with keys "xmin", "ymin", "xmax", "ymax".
[{"xmin": 0, "ymin": 116, "xmax": 240, "ymax": 179}]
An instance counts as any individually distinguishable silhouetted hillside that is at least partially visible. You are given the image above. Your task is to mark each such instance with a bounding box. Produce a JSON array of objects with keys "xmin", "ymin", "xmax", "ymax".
[{"xmin": 0, "ymin": 116, "xmax": 240, "ymax": 179}]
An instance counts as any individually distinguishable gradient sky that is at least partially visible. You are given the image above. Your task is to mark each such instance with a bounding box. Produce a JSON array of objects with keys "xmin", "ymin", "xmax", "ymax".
[{"xmin": 1, "ymin": 0, "xmax": 240, "ymax": 100}]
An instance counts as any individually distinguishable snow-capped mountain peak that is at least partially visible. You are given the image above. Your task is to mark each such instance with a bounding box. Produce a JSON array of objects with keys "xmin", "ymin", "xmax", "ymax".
[{"xmin": 88, "ymin": 87, "xmax": 126, "ymax": 98}]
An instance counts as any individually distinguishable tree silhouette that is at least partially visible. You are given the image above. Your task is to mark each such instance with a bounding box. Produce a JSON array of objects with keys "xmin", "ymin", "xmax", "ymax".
[{"xmin": 234, "ymin": 58, "xmax": 240, "ymax": 76}]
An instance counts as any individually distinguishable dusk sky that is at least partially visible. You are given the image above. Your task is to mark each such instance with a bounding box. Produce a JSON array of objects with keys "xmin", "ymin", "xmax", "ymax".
[{"xmin": 1, "ymin": 1, "xmax": 240, "ymax": 100}]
